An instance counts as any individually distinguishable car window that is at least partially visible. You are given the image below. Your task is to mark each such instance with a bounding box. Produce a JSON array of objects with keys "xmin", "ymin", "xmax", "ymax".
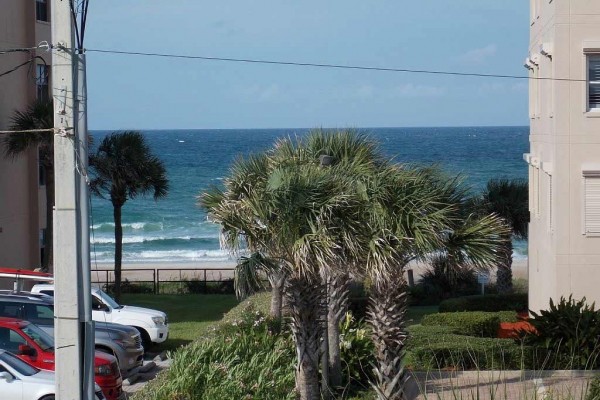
[
  {"xmin": 0, "ymin": 327, "xmax": 28, "ymax": 354},
  {"xmin": 0, "ymin": 302, "xmax": 22, "ymax": 319},
  {"xmin": 40, "ymin": 290, "xmax": 54, "ymax": 297},
  {"xmin": 21, "ymin": 324, "xmax": 53, "ymax": 352},
  {"xmin": 0, "ymin": 352, "xmax": 38, "ymax": 376},
  {"xmin": 24, "ymin": 304, "xmax": 53, "ymax": 326}
]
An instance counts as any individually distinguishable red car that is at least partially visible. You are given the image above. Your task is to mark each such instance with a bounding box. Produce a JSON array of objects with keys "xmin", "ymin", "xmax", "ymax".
[{"xmin": 0, "ymin": 317, "xmax": 124, "ymax": 400}]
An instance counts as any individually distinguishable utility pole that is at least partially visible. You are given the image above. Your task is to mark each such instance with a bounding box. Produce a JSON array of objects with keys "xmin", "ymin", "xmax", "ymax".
[{"xmin": 52, "ymin": 0, "xmax": 94, "ymax": 398}]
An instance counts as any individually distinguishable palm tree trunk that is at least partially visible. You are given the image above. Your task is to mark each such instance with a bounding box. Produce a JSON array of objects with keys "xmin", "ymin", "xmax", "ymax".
[
  {"xmin": 368, "ymin": 268, "xmax": 409, "ymax": 400},
  {"xmin": 113, "ymin": 204, "xmax": 123, "ymax": 303},
  {"xmin": 286, "ymin": 275, "xmax": 323, "ymax": 400},
  {"xmin": 43, "ymin": 167, "xmax": 54, "ymax": 272},
  {"xmin": 327, "ymin": 270, "xmax": 350, "ymax": 389},
  {"xmin": 496, "ymin": 235, "xmax": 513, "ymax": 294},
  {"xmin": 268, "ymin": 270, "xmax": 286, "ymax": 320}
]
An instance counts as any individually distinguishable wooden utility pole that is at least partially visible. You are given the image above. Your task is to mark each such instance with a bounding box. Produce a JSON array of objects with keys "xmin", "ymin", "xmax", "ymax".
[{"xmin": 52, "ymin": 0, "xmax": 94, "ymax": 398}]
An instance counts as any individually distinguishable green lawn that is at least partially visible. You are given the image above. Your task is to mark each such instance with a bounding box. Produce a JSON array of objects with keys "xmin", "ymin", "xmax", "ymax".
[
  {"xmin": 119, "ymin": 293, "xmax": 437, "ymax": 353},
  {"xmin": 406, "ymin": 305, "xmax": 439, "ymax": 325},
  {"xmin": 121, "ymin": 294, "xmax": 239, "ymax": 352}
]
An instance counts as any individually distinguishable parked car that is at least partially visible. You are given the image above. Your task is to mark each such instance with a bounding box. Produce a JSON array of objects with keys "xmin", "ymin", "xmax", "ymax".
[
  {"xmin": 32, "ymin": 285, "xmax": 169, "ymax": 346},
  {"xmin": 0, "ymin": 349, "xmax": 106, "ymax": 400},
  {"xmin": 0, "ymin": 293, "xmax": 143, "ymax": 374},
  {"xmin": 0, "ymin": 319, "xmax": 122, "ymax": 400}
]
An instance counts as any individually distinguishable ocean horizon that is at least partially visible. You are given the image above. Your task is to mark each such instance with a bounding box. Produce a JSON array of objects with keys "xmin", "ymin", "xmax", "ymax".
[{"xmin": 89, "ymin": 126, "xmax": 529, "ymax": 265}]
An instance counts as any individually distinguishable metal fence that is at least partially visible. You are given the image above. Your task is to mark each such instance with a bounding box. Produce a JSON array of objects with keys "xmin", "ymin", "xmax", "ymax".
[{"xmin": 90, "ymin": 268, "xmax": 235, "ymax": 295}]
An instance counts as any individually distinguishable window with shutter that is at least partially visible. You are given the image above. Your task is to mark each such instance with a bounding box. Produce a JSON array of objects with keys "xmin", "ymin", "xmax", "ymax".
[
  {"xmin": 589, "ymin": 55, "xmax": 600, "ymax": 110},
  {"xmin": 547, "ymin": 174, "xmax": 553, "ymax": 231},
  {"xmin": 584, "ymin": 174, "xmax": 600, "ymax": 234}
]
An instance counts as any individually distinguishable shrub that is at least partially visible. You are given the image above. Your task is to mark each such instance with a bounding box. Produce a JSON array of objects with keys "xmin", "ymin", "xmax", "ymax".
[
  {"xmin": 184, "ymin": 278, "xmax": 235, "ymax": 294},
  {"xmin": 105, "ymin": 279, "xmax": 153, "ymax": 294},
  {"xmin": 438, "ymin": 293, "xmax": 528, "ymax": 313},
  {"xmin": 523, "ymin": 296, "xmax": 600, "ymax": 369},
  {"xmin": 421, "ymin": 312, "xmax": 500, "ymax": 337},
  {"xmin": 339, "ymin": 313, "xmax": 374, "ymax": 386},
  {"xmin": 406, "ymin": 324, "xmax": 534, "ymax": 371},
  {"xmin": 587, "ymin": 376, "xmax": 600, "ymax": 400}
]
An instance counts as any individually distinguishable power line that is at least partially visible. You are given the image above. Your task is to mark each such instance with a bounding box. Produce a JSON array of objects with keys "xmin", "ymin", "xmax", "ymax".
[
  {"xmin": 0, "ymin": 59, "xmax": 34, "ymax": 78},
  {"xmin": 84, "ymin": 47, "xmax": 586, "ymax": 83}
]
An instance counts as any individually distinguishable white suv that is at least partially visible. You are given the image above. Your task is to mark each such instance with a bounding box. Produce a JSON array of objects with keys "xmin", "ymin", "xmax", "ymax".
[{"xmin": 31, "ymin": 285, "xmax": 168, "ymax": 346}]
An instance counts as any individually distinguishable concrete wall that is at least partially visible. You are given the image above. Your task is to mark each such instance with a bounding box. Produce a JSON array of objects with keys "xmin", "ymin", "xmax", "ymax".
[
  {"xmin": 528, "ymin": 0, "xmax": 600, "ymax": 312},
  {"xmin": 0, "ymin": 0, "xmax": 51, "ymax": 269}
]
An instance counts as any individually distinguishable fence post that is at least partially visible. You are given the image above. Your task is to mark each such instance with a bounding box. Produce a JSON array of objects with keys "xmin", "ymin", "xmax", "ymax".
[
  {"xmin": 153, "ymin": 269, "xmax": 156, "ymax": 295},
  {"xmin": 157, "ymin": 270, "xmax": 160, "ymax": 295},
  {"xmin": 204, "ymin": 269, "xmax": 207, "ymax": 294}
]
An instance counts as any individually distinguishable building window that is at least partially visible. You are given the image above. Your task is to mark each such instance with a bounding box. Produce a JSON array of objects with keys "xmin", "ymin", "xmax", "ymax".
[
  {"xmin": 583, "ymin": 173, "xmax": 600, "ymax": 235},
  {"xmin": 36, "ymin": 64, "xmax": 49, "ymax": 101},
  {"xmin": 547, "ymin": 173, "xmax": 553, "ymax": 231},
  {"xmin": 36, "ymin": 0, "xmax": 48, "ymax": 22},
  {"xmin": 588, "ymin": 55, "xmax": 600, "ymax": 110}
]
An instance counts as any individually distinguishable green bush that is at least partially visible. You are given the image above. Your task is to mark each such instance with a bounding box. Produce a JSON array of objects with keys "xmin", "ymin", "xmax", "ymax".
[
  {"xmin": 438, "ymin": 293, "xmax": 528, "ymax": 313},
  {"xmin": 339, "ymin": 313, "xmax": 374, "ymax": 386},
  {"xmin": 586, "ymin": 376, "xmax": 600, "ymax": 400},
  {"xmin": 421, "ymin": 312, "xmax": 500, "ymax": 337},
  {"xmin": 135, "ymin": 319, "xmax": 296, "ymax": 399},
  {"xmin": 406, "ymin": 325, "xmax": 534, "ymax": 371},
  {"xmin": 523, "ymin": 296, "xmax": 600, "ymax": 370}
]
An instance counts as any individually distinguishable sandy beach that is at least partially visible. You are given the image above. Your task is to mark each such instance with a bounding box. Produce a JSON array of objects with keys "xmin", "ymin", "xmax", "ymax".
[{"xmin": 91, "ymin": 259, "xmax": 528, "ymax": 286}]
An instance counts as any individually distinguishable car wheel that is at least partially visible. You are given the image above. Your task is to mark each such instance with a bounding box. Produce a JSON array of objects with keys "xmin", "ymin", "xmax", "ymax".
[
  {"xmin": 134, "ymin": 327, "xmax": 152, "ymax": 349},
  {"xmin": 39, "ymin": 396, "xmax": 55, "ymax": 400}
]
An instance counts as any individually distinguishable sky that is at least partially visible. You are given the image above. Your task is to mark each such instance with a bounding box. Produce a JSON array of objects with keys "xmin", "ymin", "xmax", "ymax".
[{"xmin": 85, "ymin": 1, "xmax": 530, "ymax": 130}]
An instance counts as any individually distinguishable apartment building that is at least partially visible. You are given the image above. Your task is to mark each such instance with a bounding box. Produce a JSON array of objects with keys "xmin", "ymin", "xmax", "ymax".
[
  {"xmin": 526, "ymin": 1, "xmax": 600, "ymax": 312},
  {"xmin": 0, "ymin": 0, "xmax": 52, "ymax": 269}
]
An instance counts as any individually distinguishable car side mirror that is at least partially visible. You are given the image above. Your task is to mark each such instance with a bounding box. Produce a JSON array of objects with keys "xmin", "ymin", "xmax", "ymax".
[
  {"xmin": 18, "ymin": 344, "xmax": 35, "ymax": 357},
  {"xmin": 0, "ymin": 371, "xmax": 13, "ymax": 382}
]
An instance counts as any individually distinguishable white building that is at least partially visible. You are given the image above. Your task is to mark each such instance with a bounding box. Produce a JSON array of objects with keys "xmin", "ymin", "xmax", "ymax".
[{"xmin": 527, "ymin": 1, "xmax": 600, "ymax": 312}]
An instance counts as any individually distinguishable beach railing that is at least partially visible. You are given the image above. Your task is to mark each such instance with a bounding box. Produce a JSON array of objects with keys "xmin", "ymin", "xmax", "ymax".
[{"xmin": 91, "ymin": 267, "xmax": 235, "ymax": 295}]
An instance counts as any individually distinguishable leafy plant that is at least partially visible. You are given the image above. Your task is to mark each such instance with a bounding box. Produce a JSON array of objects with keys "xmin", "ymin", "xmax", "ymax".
[
  {"xmin": 421, "ymin": 312, "xmax": 501, "ymax": 338},
  {"xmin": 339, "ymin": 313, "xmax": 374, "ymax": 387},
  {"xmin": 587, "ymin": 376, "xmax": 600, "ymax": 400},
  {"xmin": 523, "ymin": 296, "xmax": 600, "ymax": 369},
  {"xmin": 439, "ymin": 293, "xmax": 528, "ymax": 313}
]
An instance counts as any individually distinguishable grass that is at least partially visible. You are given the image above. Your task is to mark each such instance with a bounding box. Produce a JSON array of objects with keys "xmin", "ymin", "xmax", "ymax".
[
  {"xmin": 121, "ymin": 293, "xmax": 239, "ymax": 351},
  {"xmin": 406, "ymin": 305, "xmax": 439, "ymax": 325}
]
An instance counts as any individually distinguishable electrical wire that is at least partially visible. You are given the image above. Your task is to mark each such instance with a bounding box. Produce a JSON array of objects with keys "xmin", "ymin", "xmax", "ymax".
[{"xmin": 84, "ymin": 47, "xmax": 587, "ymax": 83}]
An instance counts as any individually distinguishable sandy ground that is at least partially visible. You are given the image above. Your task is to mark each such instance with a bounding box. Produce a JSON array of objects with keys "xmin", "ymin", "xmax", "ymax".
[{"xmin": 90, "ymin": 259, "xmax": 528, "ymax": 285}]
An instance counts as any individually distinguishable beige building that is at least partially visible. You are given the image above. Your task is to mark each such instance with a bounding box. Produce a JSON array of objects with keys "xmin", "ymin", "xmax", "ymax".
[
  {"xmin": 0, "ymin": 0, "xmax": 52, "ymax": 269},
  {"xmin": 527, "ymin": 1, "xmax": 600, "ymax": 312}
]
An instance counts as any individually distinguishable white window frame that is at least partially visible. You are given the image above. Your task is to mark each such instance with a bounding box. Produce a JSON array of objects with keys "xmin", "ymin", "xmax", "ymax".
[{"xmin": 582, "ymin": 170, "xmax": 600, "ymax": 236}]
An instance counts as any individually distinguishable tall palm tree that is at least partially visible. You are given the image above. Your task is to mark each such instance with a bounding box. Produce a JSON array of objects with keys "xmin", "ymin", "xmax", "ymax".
[
  {"xmin": 362, "ymin": 166, "xmax": 508, "ymax": 399},
  {"xmin": 480, "ymin": 178, "xmax": 528, "ymax": 293},
  {"xmin": 89, "ymin": 131, "xmax": 168, "ymax": 302},
  {"xmin": 201, "ymin": 132, "xmax": 375, "ymax": 400},
  {"xmin": 3, "ymin": 100, "xmax": 54, "ymax": 270}
]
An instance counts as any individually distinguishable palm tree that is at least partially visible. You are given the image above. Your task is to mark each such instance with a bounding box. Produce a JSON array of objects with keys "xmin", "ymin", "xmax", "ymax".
[
  {"xmin": 3, "ymin": 100, "xmax": 54, "ymax": 270},
  {"xmin": 201, "ymin": 131, "xmax": 376, "ymax": 400},
  {"xmin": 480, "ymin": 178, "xmax": 528, "ymax": 293},
  {"xmin": 89, "ymin": 131, "xmax": 168, "ymax": 302},
  {"xmin": 361, "ymin": 166, "xmax": 508, "ymax": 399}
]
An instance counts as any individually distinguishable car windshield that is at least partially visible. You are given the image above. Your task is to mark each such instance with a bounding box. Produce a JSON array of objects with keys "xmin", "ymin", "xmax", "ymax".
[
  {"xmin": 0, "ymin": 351, "xmax": 39, "ymax": 376},
  {"xmin": 22, "ymin": 323, "xmax": 54, "ymax": 352},
  {"xmin": 97, "ymin": 290, "xmax": 122, "ymax": 309}
]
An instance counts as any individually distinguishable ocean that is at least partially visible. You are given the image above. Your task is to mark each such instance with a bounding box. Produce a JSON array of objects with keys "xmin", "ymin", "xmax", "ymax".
[{"xmin": 89, "ymin": 126, "xmax": 529, "ymax": 265}]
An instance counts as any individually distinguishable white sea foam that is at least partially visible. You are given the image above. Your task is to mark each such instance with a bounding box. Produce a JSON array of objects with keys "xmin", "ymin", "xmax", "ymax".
[
  {"xmin": 91, "ymin": 249, "xmax": 233, "ymax": 263},
  {"xmin": 90, "ymin": 235, "xmax": 217, "ymax": 245}
]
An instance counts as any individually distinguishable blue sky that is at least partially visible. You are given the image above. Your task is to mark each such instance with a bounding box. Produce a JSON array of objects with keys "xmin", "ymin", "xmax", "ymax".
[{"xmin": 85, "ymin": 1, "xmax": 529, "ymax": 130}]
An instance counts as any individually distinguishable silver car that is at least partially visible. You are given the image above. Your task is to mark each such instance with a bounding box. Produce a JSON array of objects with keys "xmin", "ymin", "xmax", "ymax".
[
  {"xmin": 0, "ymin": 349, "xmax": 106, "ymax": 399},
  {"xmin": 0, "ymin": 293, "xmax": 144, "ymax": 374}
]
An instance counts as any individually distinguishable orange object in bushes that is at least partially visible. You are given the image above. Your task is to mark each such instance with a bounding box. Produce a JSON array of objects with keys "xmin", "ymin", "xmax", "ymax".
[{"xmin": 497, "ymin": 313, "xmax": 537, "ymax": 339}]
